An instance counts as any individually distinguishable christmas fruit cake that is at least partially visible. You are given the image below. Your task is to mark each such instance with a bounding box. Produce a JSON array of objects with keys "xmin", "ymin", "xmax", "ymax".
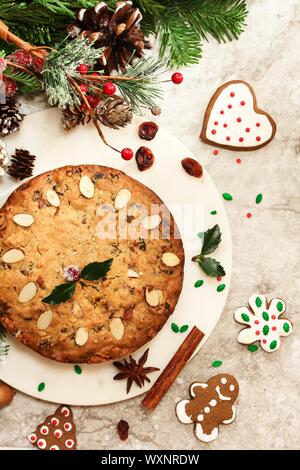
[{"xmin": 0, "ymin": 165, "xmax": 184, "ymax": 363}]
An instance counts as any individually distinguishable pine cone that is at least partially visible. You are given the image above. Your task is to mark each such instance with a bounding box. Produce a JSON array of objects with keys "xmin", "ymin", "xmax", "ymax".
[
  {"xmin": 96, "ymin": 96, "xmax": 133, "ymax": 129},
  {"xmin": 62, "ymin": 105, "xmax": 91, "ymax": 131},
  {"xmin": 0, "ymin": 100, "xmax": 24, "ymax": 137},
  {"xmin": 7, "ymin": 149, "xmax": 36, "ymax": 181},
  {"xmin": 67, "ymin": 1, "xmax": 150, "ymax": 74}
]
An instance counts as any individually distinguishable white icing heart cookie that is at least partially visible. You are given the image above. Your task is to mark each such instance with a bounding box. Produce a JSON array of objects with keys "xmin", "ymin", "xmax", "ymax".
[{"xmin": 200, "ymin": 81, "xmax": 276, "ymax": 151}]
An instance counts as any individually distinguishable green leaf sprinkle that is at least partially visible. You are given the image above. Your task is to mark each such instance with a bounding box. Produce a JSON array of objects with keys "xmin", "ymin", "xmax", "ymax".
[
  {"xmin": 256, "ymin": 193, "xmax": 263, "ymax": 204},
  {"xmin": 217, "ymin": 284, "xmax": 226, "ymax": 292},
  {"xmin": 81, "ymin": 259, "xmax": 113, "ymax": 281},
  {"xmin": 194, "ymin": 280, "xmax": 204, "ymax": 288},
  {"xmin": 222, "ymin": 193, "xmax": 233, "ymax": 201},
  {"xmin": 277, "ymin": 301, "xmax": 284, "ymax": 312},
  {"xmin": 270, "ymin": 340, "xmax": 277, "ymax": 350},
  {"xmin": 212, "ymin": 360, "xmax": 223, "ymax": 368},
  {"xmin": 248, "ymin": 345, "xmax": 258, "ymax": 353},
  {"xmin": 262, "ymin": 311, "xmax": 269, "ymax": 321},
  {"xmin": 74, "ymin": 365, "xmax": 82, "ymax": 375},
  {"xmin": 201, "ymin": 224, "xmax": 222, "ymax": 255},
  {"xmin": 283, "ymin": 322, "xmax": 290, "ymax": 333},
  {"xmin": 241, "ymin": 313, "xmax": 250, "ymax": 322},
  {"xmin": 38, "ymin": 382, "xmax": 45, "ymax": 392},
  {"xmin": 263, "ymin": 325, "xmax": 269, "ymax": 336},
  {"xmin": 180, "ymin": 325, "xmax": 189, "ymax": 333},
  {"xmin": 198, "ymin": 257, "xmax": 226, "ymax": 277},
  {"xmin": 171, "ymin": 323, "xmax": 180, "ymax": 333},
  {"xmin": 42, "ymin": 282, "xmax": 76, "ymax": 305},
  {"xmin": 255, "ymin": 297, "xmax": 262, "ymax": 308},
  {"xmin": 210, "ymin": 210, "xmax": 217, "ymax": 215}
]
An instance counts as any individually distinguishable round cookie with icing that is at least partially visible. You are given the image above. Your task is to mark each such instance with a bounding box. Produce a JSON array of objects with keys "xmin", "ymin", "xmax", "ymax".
[
  {"xmin": 200, "ymin": 80, "xmax": 276, "ymax": 151},
  {"xmin": 235, "ymin": 294, "xmax": 293, "ymax": 352},
  {"xmin": 176, "ymin": 374, "xmax": 239, "ymax": 443}
]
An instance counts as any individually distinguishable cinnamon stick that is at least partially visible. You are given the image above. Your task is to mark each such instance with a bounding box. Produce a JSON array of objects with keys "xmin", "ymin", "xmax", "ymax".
[
  {"xmin": 142, "ymin": 326, "xmax": 205, "ymax": 411},
  {"xmin": 0, "ymin": 20, "xmax": 46, "ymax": 59}
]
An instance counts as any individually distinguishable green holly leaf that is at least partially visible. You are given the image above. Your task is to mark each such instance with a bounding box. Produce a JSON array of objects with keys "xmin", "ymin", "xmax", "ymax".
[
  {"xmin": 171, "ymin": 323, "xmax": 180, "ymax": 333},
  {"xmin": 201, "ymin": 224, "xmax": 222, "ymax": 255},
  {"xmin": 198, "ymin": 257, "xmax": 226, "ymax": 277},
  {"xmin": 42, "ymin": 282, "xmax": 76, "ymax": 305},
  {"xmin": 81, "ymin": 259, "xmax": 113, "ymax": 281},
  {"xmin": 180, "ymin": 325, "xmax": 189, "ymax": 333}
]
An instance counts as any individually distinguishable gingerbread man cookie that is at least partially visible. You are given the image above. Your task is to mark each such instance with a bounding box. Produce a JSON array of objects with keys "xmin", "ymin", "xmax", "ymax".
[
  {"xmin": 176, "ymin": 374, "xmax": 239, "ymax": 443},
  {"xmin": 200, "ymin": 80, "xmax": 276, "ymax": 151},
  {"xmin": 235, "ymin": 294, "xmax": 293, "ymax": 352},
  {"xmin": 29, "ymin": 405, "xmax": 77, "ymax": 450}
]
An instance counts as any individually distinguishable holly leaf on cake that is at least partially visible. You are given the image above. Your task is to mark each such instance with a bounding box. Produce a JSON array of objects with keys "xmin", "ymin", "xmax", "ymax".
[
  {"xmin": 192, "ymin": 224, "xmax": 225, "ymax": 278},
  {"xmin": 42, "ymin": 282, "xmax": 77, "ymax": 305},
  {"xmin": 80, "ymin": 259, "xmax": 113, "ymax": 281}
]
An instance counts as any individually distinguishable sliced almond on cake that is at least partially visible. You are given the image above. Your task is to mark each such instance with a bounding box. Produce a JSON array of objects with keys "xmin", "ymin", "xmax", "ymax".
[
  {"xmin": 37, "ymin": 310, "xmax": 53, "ymax": 330},
  {"xmin": 46, "ymin": 189, "xmax": 60, "ymax": 207},
  {"xmin": 18, "ymin": 282, "xmax": 37, "ymax": 303},
  {"xmin": 142, "ymin": 214, "xmax": 161, "ymax": 230},
  {"xmin": 79, "ymin": 176, "xmax": 94, "ymax": 199},
  {"xmin": 114, "ymin": 189, "xmax": 132, "ymax": 210},
  {"xmin": 72, "ymin": 302, "xmax": 83, "ymax": 318},
  {"xmin": 127, "ymin": 269, "xmax": 139, "ymax": 278},
  {"xmin": 110, "ymin": 318, "xmax": 125, "ymax": 341},
  {"xmin": 145, "ymin": 287, "xmax": 164, "ymax": 307},
  {"xmin": 13, "ymin": 214, "xmax": 34, "ymax": 227},
  {"xmin": 75, "ymin": 327, "xmax": 89, "ymax": 346},
  {"xmin": 2, "ymin": 248, "xmax": 25, "ymax": 264},
  {"xmin": 162, "ymin": 252, "xmax": 180, "ymax": 267}
]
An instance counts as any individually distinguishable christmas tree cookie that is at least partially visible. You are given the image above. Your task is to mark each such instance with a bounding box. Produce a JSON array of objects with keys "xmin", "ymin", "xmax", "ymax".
[
  {"xmin": 200, "ymin": 81, "xmax": 276, "ymax": 151},
  {"xmin": 28, "ymin": 405, "xmax": 77, "ymax": 450},
  {"xmin": 235, "ymin": 294, "xmax": 293, "ymax": 352}
]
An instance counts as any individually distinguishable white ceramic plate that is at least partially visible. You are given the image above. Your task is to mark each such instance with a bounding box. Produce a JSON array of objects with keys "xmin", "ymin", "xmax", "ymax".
[{"xmin": 0, "ymin": 109, "xmax": 232, "ymax": 406}]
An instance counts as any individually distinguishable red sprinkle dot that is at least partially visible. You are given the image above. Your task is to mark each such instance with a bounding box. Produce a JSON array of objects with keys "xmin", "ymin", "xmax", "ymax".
[
  {"xmin": 239, "ymin": 137, "xmax": 244, "ymax": 142},
  {"xmin": 254, "ymin": 320, "xmax": 259, "ymax": 325},
  {"xmin": 272, "ymin": 326, "xmax": 277, "ymax": 331},
  {"xmin": 213, "ymin": 150, "xmax": 219, "ymax": 156},
  {"xmin": 262, "ymin": 339, "xmax": 267, "ymax": 344},
  {"xmin": 230, "ymin": 92, "xmax": 235, "ymax": 97},
  {"xmin": 237, "ymin": 117, "xmax": 242, "ymax": 123},
  {"xmin": 255, "ymin": 330, "xmax": 260, "ymax": 336},
  {"xmin": 217, "ymin": 276, "xmax": 222, "ymax": 282},
  {"xmin": 241, "ymin": 101, "xmax": 245, "ymax": 106},
  {"xmin": 236, "ymin": 158, "xmax": 241, "ymax": 164},
  {"xmin": 214, "ymin": 121, "xmax": 219, "ymax": 126},
  {"xmin": 247, "ymin": 212, "xmax": 252, "ymax": 219},
  {"xmin": 271, "ymin": 315, "xmax": 276, "ymax": 320},
  {"xmin": 226, "ymin": 136, "xmax": 231, "ymax": 141},
  {"xmin": 228, "ymin": 104, "xmax": 232, "ymax": 109},
  {"xmin": 223, "ymin": 123, "xmax": 228, "ymax": 128},
  {"xmin": 245, "ymin": 128, "xmax": 250, "ymax": 133},
  {"xmin": 220, "ymin": 110, "xmax": 224, "ymax": 115},
  {"xmin": 256, "ymin": 136, "xmax": 261, "ymax": 142},
  {"xmin": 256, "ymin": 122, "xmax": 261, "ymax": 127},
  {"xmin": 212, "ymin": 129, "xmax": 217, "ymax": 135}
]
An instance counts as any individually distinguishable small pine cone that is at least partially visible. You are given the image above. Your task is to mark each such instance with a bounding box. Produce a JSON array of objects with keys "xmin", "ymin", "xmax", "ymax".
[
  {"xmin": 7, "ymin": 149, "xmax": 36, "ymax": 181},
  {"xmin": 0, "ymin": 100, "xmax": 24, "ymax": 137},
  {"xmin": 62, "ymin": 106, "xmax": 91, "ymax": 131},
  {"xmin": 96, "ymin": 96, "xmax": 132, "ymax": 129}
]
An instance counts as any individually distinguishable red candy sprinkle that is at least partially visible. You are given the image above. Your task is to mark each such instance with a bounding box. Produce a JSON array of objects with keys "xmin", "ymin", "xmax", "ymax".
[
  {"xmin": 228, "ymin": 104, "xmax": 232, "ymax": 109},
  {"xmin": 213, "ymin": 150, "xmax": 219, "ymax": 156},
  {"xmin": 212, "ymin": 129, "xmax": 217, "ymax": 135},
  {"xmin": 254, "ymin": 320, "xmax": 259, "ymax": 325},
  {"xmin": 239, "ymin": 137, "xmax": 244, "ymax": 142},
  {"xmin": 255, "ymin": 331, "xmax": 260, "ymax": 336},
  {"xmin": 223, "ymin": 123, "xmax": 228, "ymax": 128},
  {"xmin": 230, "ymin": 92, "xmax": 235, "ymax": 97},
  {"xmin": 220, "ymin": 110, "xmax": 224, "ymax": 115},
  {"xmin": 272, "ymin": 326, "xmax": 277, "ymax": 331},
  {"xmin": 262, "ymin": 339, "xmax": 267, "ymax": 344},
  {"xmin": 217, "ymin": 276, "xmax": 222, "ymax": 282},
  {"xmin": 256, "ymin": 136, "xmax": 261, "ymax": 142},
  {"xmin": 121, "ymin": 148, "xmax": 134, "ymax": 161},
  {"xmin": 214, "ymin": 121, "xmax": 219, "ymax": 125},
  {"xmin": 246, "ymin": 128, "xmax": 250, "ymax": 132},
  {"xmin": 256, "ymin": 123, "xmax": 261, "ymax": 127},
  {"xmin": 271, "ymin": 315, "xmax": 276, "ymax": 319},
  {"xmin": 241, "ymin": 101, "xmax": 245, "ymax": 106},
  {"xmin": 247, "ymin": 213, "xmax": 252, "ymax": 219},
  {"xmin": 236, "ymin": 158, "xmax": 241, "ymax": 164},
  {"xmin": 226, "ymin": 136, "xmax": 230, "ymax": 141},
  {"xmin": 237, "ymin": 117, "xmax": 242, "ymax": 122}
]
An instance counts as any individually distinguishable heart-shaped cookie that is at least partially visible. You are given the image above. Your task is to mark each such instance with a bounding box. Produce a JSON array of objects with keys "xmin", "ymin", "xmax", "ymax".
[{"xmin": 200, "ymin": 80, "xmax": 276, "ymax": 151}]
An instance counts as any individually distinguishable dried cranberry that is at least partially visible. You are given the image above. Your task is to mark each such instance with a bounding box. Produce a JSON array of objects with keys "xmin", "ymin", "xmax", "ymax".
[
  {"xmin": 181, "ymin": 158, "xmax": 203, "ymax": 178},
  {"xmin": 117, "ymin": 420, "xmax": 129, "ymax": 441},
  {"xmin": 135, "ymin": 146, "xmax": 155, "ymax": 171},
  {"xmin": 123, "ymin": 307, "xmax": 134, "ymax": 321},
  {"xmin": 138, "ymin": 121, "xmax": 159, "ymax": 141}
]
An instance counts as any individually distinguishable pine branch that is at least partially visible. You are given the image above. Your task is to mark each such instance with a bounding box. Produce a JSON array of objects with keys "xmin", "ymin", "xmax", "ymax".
[
  {"xmin": 115, "ymin": 57, "xmax": 166, "ymax": 113},
  {"xmin": 138, "ymin": 0, "xmax": 166, "ymax": 15},
  {"xmin": 4, "ymin": 66, "xmax": 41, "ymax": 93}
]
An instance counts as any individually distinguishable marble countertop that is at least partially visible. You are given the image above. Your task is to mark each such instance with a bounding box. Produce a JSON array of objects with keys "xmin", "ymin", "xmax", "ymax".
[{"xmin": 0, "ymin": 0, "xmax": 299, "ymax": 450}]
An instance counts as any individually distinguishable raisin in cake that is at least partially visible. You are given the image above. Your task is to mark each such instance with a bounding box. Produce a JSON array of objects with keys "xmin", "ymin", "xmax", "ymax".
[{"xmin": 0, "ymin": 165, "xmax": 184, "ymax": 363}]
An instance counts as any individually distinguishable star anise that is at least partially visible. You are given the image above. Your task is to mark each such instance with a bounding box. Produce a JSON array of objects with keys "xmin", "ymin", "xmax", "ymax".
[{"xmin": 113, "ymin": 348, "xmax": 159, "ymax": 394}]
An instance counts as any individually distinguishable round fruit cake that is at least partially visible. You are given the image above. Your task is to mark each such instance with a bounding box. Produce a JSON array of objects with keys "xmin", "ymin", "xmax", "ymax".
[{"xmin": 0, "ymin": 165, "xmax": 184, "ymax": 363}]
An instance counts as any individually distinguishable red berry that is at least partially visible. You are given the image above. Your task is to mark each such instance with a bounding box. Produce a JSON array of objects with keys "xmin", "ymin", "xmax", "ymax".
[
  {"xmin": 103, "ymin": 82, "xmax": 116, "ymax": 95},
  {"xmin": 87, "ymin": 95, "xmax": 100, "ymax": 108},
  {"xmin": 121, "ymin": 148, "xmax": 134, "ymax": 161},
  {"xmin": 76, "ymin": 64, "xmax": 88, "ymax": 74},
  {"xmin": 90, "ymin": 72, "xmax": 100, "ymax": 78},
  {"xmin": 171, "ymin": 72, "xmax": 184, "ymax": 85},
  {"xmin": 79, "ymin": 83, "xmax": 88, "ymax": 93}
]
